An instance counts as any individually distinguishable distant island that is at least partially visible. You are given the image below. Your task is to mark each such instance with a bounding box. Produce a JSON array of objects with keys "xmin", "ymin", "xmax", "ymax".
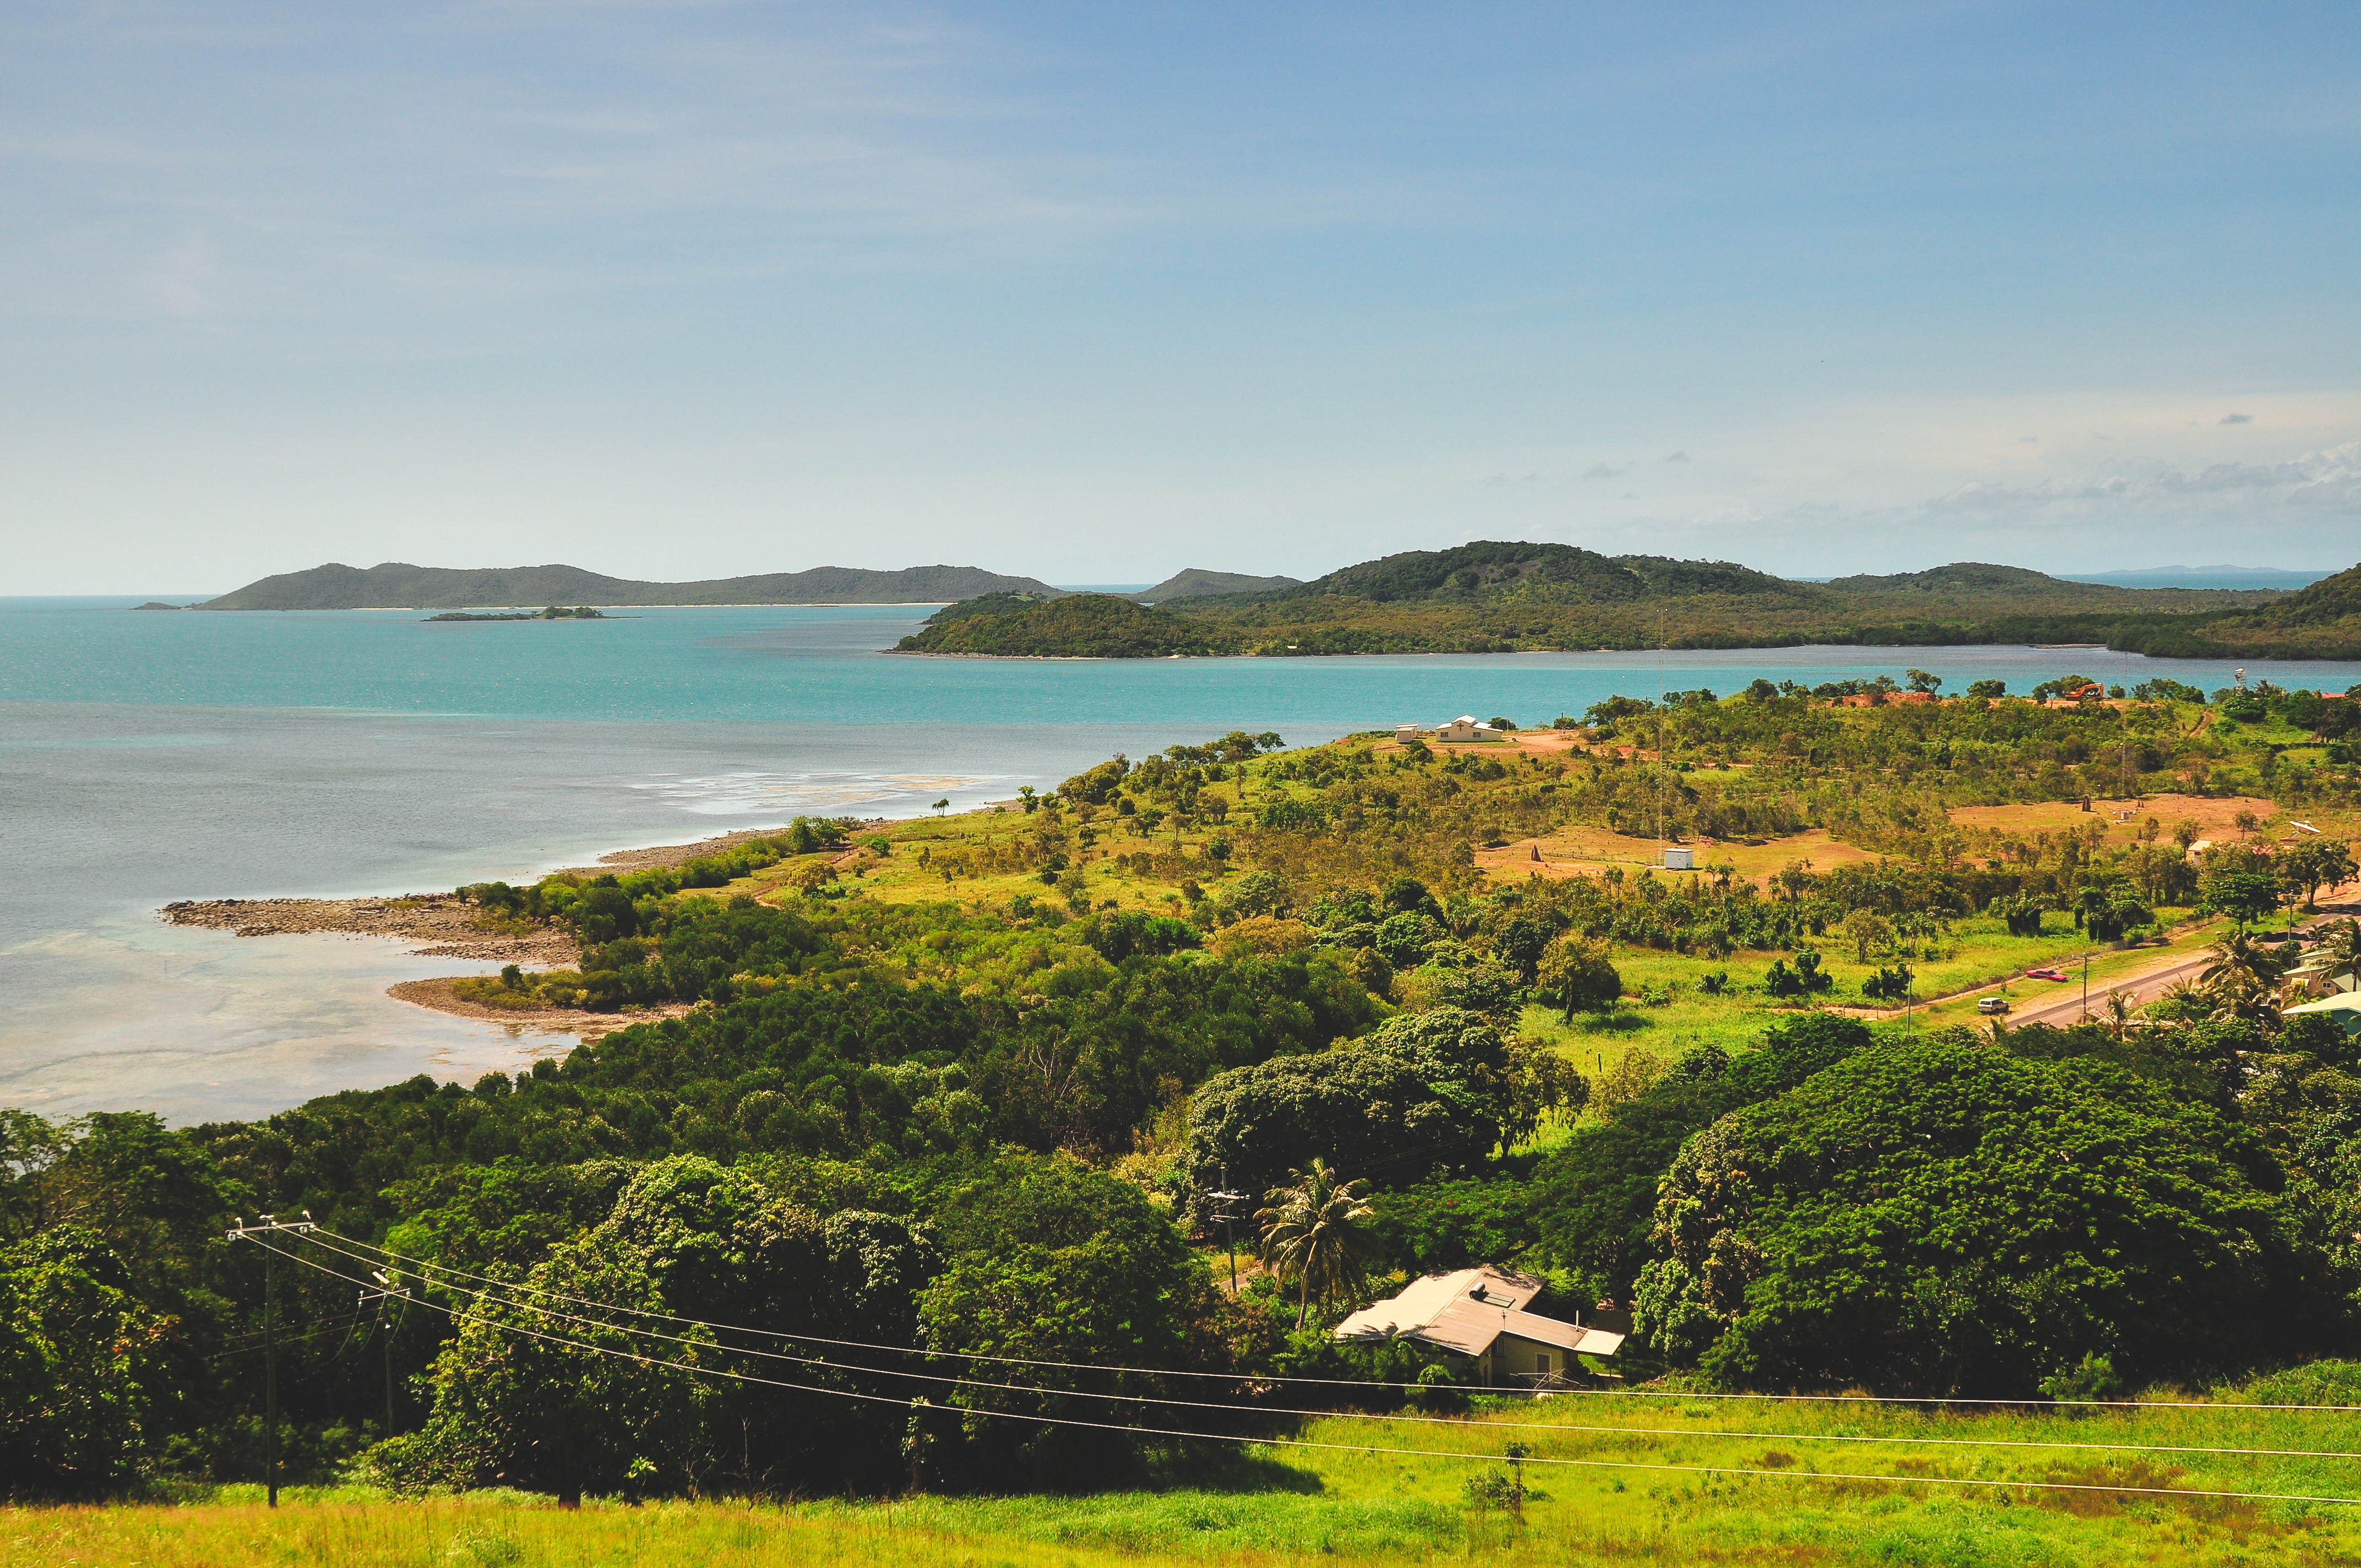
[
  {"xmin": 1130, "ymin": 567, "xmax": 1303, "ymax": 602},
  {"xmin": 425, "ymin": 606, "xmax": 612, "ymax": 623},
  {"xmin": 198, "ymin": 561, "xmax": 1067, "ymax": 610},
  {"xmin": 895, "ymin": 543, "xmax": 2361, "ymax": 662}
]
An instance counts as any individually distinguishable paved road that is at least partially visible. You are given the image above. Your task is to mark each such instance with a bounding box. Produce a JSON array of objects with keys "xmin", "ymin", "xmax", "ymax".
[
  {"xmin": 2004, "ymin": 951, "xmax": 2210, "ymax": 1028},
  {"xmin": 1995, "ymin": 880, "xmax": 2359, "ymax": 1030}
]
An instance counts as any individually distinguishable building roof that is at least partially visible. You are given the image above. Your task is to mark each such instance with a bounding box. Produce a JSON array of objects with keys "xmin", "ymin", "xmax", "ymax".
[
  {"xmin": 1332, "ymin": 1266, "xmax": 1625, "ymax": 1359},
  {"xmin": 2287, "ymin": 993, "xmax": 2361, "ymax": 1037}
]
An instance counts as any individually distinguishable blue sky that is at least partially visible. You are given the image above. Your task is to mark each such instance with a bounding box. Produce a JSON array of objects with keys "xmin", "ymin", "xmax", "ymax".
[{"xmin": 5, "ymin": 1, "xmax": 2357, "ymax": 592}]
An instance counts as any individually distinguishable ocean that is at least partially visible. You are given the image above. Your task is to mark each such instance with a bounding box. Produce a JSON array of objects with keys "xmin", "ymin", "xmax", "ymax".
[{"xmin": 6, "ymin": 596, "xmax": 2357, "ymax": 1124}]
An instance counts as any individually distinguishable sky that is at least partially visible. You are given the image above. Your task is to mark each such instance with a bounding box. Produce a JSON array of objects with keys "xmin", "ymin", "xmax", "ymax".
[{"xmin": 4, "ymin": 1, "xmax": 2358, "ymax": 594}]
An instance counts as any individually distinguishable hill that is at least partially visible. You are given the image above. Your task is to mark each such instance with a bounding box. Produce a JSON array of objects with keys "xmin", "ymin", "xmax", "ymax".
[
  {"xmin": 895, "ymin": 593, "xmax": 1236, "ymax": 656},
  {"xmin": 198, "ymin": 562, "xmax": 1063, "ymax": 610},
  {"xmin": 1131, "ymin": 568, "xmax": 1303, "ymax": 602},
  {"xmin": 2114, "ymin": 561, "xmax": 2361, "ymax": 660},
  {"xmin": 902, "ymin": 541, "xmax": 2331, "ymax": 659}
]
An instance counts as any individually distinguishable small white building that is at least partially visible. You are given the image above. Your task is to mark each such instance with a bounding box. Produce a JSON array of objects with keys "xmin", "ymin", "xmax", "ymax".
[
  {"xmin": 1662, "ymin": 846, "xmax": 1696, "ymax": 870},
  {"xmin": 1332, "ymin": 1265, "xmax": 1623, "ymax": 1387},
  {"xmin": 1435, "ymin": 715, "xmax": 1503, "ymax": 743},
  {"xmin": 1396, "ymin": 723, "xmax": 1421, "ymax": 743}
]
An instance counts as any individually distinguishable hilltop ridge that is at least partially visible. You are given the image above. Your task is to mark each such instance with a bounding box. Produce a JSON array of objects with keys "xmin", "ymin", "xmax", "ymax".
[
  {"xmin": 895, "ymin": 541, "xmax": 2330, "ymax": 659},
  {"xmin": 200, "ymin": 561, "xmax": 1064, "ymax": 610}
]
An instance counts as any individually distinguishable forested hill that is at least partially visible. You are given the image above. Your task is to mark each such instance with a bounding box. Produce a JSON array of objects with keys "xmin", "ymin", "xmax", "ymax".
[
  {"xmin": 896, "ymin": 542, "xmax": 2326, "ymax": 658},
  {"xmin": 2113, "ymin": 561, "xmax": 2361, "ymax": 661},
  {"xmin": 1132, "ymin": 568, "xmax": 1304, "ymax": 602},
  {"xmin": 200, "ymin": 562, "xmax": 1064, "ymax": 609},
  {"xmin": 899, "ymin": 594, "xmax": 1235, "ymax": 656}
]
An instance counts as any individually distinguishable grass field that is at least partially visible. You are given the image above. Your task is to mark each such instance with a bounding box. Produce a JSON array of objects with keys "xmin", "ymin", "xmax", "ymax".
[{"xmin": 20, "ymin": 1389, "xmax": 2361, "ymax": 1566}]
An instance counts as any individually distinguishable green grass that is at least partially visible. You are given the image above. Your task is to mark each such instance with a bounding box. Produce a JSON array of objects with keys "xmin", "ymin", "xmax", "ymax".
[{"xmin": 23, "ymin": 1390, "xmax": 2361, "ymax": 1565}]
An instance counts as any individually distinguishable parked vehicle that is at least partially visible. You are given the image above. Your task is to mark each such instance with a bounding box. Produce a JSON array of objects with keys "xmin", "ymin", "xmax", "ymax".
[
  {"xmin": 1978, "ymin": 996, "xmax": 2012, "ymax": 1015},
  {"xmin": 2025, "ymin": 967, "xmax": 2068, "ymax": 982}
]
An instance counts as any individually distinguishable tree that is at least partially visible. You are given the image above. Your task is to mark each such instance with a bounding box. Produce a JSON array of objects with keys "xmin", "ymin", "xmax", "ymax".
[
  {"xmin": 1838, "ymin": 909, "xmax": 1895, "ymax": 963},
  {"xmin": 386, "ymin": 1158, "xmax": 934, "ymax": 1499},
  {"xmin": 2199, "ymin": 928, "xmax": 2289, "ymax": 1024},
  {"xmin": 1257, "ymin": 1158, "xmax": 1384, "ymax": 1329},
  {"xmin": 0, "ymin": 1227, "xmax": 178, "ymax": 1495},
  {"xmin": 2199, "ymin": 869, "xmax": 2281, "ymax": 927},
  {"xmin": 1993, "ymin": 895, "xmax": 2048, "ymax": 938},
  {"xmin": 1905, "ymin": 669, "xmax": 1941, "ymax": 694},
  {"xmin": 1774, "ymin": 862, "xmax": 1818, "ymax": 905},
  {"xmin": 1537, "ymin": 934, "xmax": 1622, "ymax": 1023},
  {"xmin": 1183, "ymin": 1041, "xmax": 1501, "ymax": 1215},
  {"xmin": 2281, "ymin": 840, "xmax": 2358, "ymax": 911},
  {"xmin": 2316, "ymin": 919, "xmax": 2360, "ymax": 988},
  {"xmin": 1634, "ymin": 1038, "xmax": 2314, "ymax": 1396}
]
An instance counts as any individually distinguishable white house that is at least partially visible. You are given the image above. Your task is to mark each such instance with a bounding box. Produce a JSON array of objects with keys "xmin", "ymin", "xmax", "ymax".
[
  {"xmin": 1396, "ymin": 723, "xmax": 1421, "ymax": 743},
  {"xmin": 1331, "ymin": 1265, "xmax": 1623, "ymax": 1387},
  {"xmin": 1435, "ymin": 716, "xmax": 1503, "ymax": 743}
]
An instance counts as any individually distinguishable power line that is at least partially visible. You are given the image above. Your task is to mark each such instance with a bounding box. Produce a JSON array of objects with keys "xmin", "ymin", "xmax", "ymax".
[
  {"xmin": 242, "ymin": 1236, "xmax": 2361, "ymax": 1511},
  {"xmin": 285, "ymin": 1231, "xmax": 2361, "ymax": 1464},
  {"xmin": 307, "ymin": 1226, "xmax": 2361, "ymax": 1415}
]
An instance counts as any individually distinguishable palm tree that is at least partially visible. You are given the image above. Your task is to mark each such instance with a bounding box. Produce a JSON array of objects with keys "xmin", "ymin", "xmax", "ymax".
[
  {"xmin": 2200, "ymin": 927, "xmax": 2288, "ymax": 1025},
  {"xmin": 1256, "ymin": 1158, "xmax": 1385, "ymax": 1329},
  {"xmin": 2318, "ymin": 918, "xmax": 2360, "ymax": 988},
  {"xmin": 2102, "ymin": 988, "xmax": 2139, "ymax": 1042}
]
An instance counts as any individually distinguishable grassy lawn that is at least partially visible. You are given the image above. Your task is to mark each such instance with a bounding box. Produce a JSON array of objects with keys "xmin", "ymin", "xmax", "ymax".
[{"xmin": 22, "ymin": 1391, "xmax": 2361, "ymax": 1566}]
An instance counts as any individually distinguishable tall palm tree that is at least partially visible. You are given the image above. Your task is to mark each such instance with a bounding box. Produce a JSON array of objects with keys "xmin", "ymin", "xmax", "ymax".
[
  {"xmin": 1257, "ymin": 1158, "xmax": 1385, "ymax": 1330},
  {"xmin": 2102, "ymin": 988, "xmax": 2139, "ymax": 1042}
]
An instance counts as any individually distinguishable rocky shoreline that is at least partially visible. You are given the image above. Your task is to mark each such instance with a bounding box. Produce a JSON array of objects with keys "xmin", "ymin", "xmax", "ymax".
[
  {"xmin": 158, "ymin": 824, "xmax": 818, "ymax": 1032},
  {"xmin": 161, "ymin": 892, "xmax": 579, "ymax": 966}
]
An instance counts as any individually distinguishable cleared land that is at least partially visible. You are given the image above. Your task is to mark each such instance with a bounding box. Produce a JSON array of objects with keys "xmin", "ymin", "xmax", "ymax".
[{"xmin": 23, "ymin": 1387, "xmax": 2361, "ymax": 1566}]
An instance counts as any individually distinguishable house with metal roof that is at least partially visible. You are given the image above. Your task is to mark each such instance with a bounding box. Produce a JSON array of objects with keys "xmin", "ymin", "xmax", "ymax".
[{"xmin": 1331, "ymin": 1265, "xmax": 1624, "ymax": 1387}]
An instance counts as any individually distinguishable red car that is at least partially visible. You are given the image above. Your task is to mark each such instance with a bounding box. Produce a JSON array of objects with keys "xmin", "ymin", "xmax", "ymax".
[{"xmin": 2025, "ymin": 967, "xmax": 2068, "ymax": 982}]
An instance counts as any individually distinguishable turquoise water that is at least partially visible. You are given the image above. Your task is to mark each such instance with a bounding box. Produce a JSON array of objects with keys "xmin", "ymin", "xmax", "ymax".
[{"xmin": 7, "ymin": 596, "xmax": 2358, "ymax": 1123}]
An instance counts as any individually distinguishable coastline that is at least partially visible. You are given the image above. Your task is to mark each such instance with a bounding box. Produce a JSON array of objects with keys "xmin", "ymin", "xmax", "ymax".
[{"xmin": 158, "ymin": 824, "xmax": 810, "ymax": 1034}]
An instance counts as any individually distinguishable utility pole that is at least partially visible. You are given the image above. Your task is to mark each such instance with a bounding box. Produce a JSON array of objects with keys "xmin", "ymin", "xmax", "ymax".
[
  {"xmin": 359, "ymin": 1267, "xmax": 411, "ymax": 1436},
  {"xmin": 227, "ymin": 1212, "xmax": 315, "ymax": 1507},
  {"xmin": 2082, "ymin": 950, "xmax": 2092, "ymax": 1019},
  {"xmin": 1207, "ymin": 1167, "xmax": 1248, "ymax": 1293}
]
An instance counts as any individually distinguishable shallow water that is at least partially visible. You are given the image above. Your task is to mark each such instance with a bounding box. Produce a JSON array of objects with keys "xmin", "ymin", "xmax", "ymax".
[{"xmin": 6, "ymin": 596, "xmax": 2355, "ymax": 1122}]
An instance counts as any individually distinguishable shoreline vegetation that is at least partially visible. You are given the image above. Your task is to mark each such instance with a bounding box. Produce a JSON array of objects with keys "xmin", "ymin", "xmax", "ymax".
[
  {"xmin": 425, "ymin": 606, "xmax": 613, "ymax": 622},
  {"xmin": 893, "ymin": 543, "xmax": 2361, "ymax": 662},
  {"xmin": 20, "ymin": 671, "xmax": 2361, "ymax": 1558}
]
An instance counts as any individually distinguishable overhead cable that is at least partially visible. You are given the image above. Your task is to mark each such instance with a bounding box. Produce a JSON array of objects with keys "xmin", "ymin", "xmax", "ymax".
[
  {"xmin": 240, "ymin": 1237, "xmax": 2361, "ymax": 1510},
  {"xmin": 306, "ymin": 1226, "xmax": 2361, "ymax": 1415}
]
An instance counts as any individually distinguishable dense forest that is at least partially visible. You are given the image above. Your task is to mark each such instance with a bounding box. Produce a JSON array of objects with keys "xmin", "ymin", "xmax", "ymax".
[
  {"xmin": 893, "ymin": 543, "xmax": 2361, "ymax": 659},
  {"xmin": 8, "ymin": 679, "xmax": 2361, "ymax": 1501}
]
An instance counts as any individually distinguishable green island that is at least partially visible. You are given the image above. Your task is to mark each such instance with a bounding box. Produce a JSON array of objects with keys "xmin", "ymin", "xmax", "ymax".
[
  {"xmin": 894, "ymin": 542, "xmax": 2361, "ymax": 660},
  {"xmin": 13, "ymin": 677, "xmax": 2361, "ymax": 1564},
  {"xmin": 424, "ymin": 606, "xmax": 612, "ymax": 623}
]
